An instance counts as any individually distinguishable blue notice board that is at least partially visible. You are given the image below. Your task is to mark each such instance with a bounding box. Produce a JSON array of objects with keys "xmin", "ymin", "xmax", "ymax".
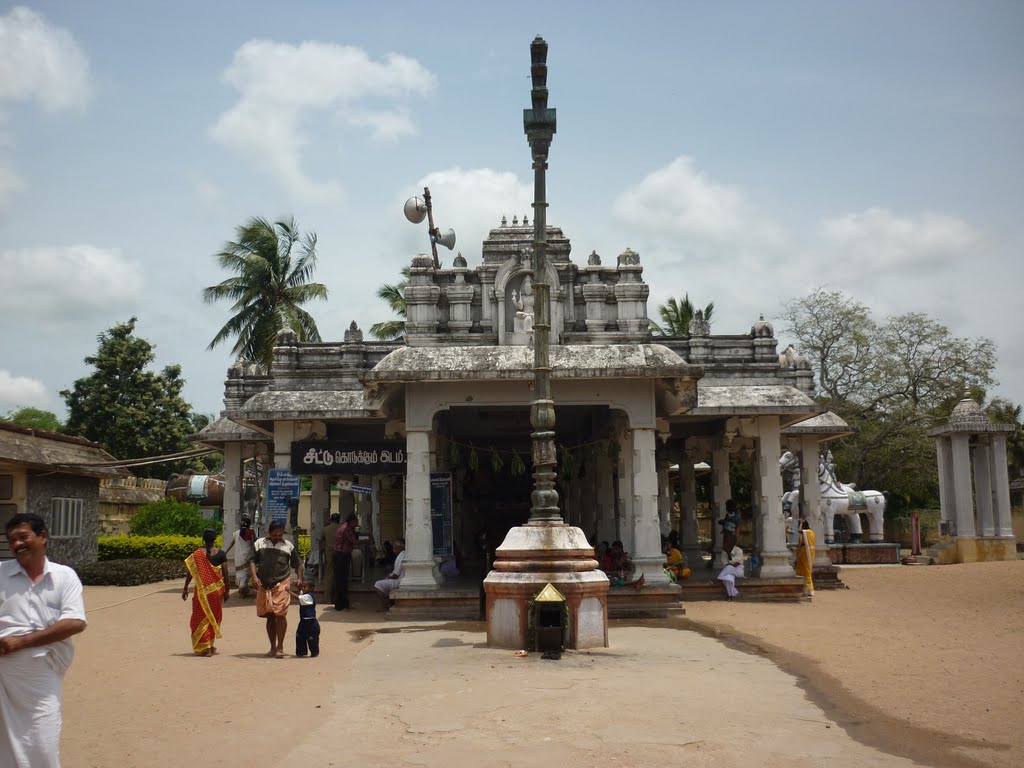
[
  {"xmin": 266, "ymin": 468, "xmax": 300, "ymax": 525},
  {"xmin": 430, "ymin": 472, "xmax": 453, "ymax": 557}
]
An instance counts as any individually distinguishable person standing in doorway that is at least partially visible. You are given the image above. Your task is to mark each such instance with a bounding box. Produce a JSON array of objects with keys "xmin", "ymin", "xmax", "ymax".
[
  {"xmin": 249, "ymin": 521, "xmax": 302, "ymax": 658},
  {"xmin": 223, "ymin": 514, "xmax": 256, "ymax": 598},
  {"xmin": 319, "ymin": 513, "xmax": 340, "ymax": 606},
  {"xmin": 333, "ymin": 513, "xmax": 358, "ymax": 611},
  {"xmin": 1, "ymin": 513, "xmax": 88, "ymax": 767}
]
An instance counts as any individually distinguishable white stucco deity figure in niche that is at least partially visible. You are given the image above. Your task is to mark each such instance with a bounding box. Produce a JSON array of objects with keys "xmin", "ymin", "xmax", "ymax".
[{"xmin": 512, "ymin": 274, "xmax": 535, "ymax": 333}]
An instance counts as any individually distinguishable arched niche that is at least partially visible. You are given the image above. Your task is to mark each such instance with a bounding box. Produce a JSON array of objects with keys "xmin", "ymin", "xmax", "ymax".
[{"xmin": 493, "ymin": 257, "xmax": 563, "ymax": 346}]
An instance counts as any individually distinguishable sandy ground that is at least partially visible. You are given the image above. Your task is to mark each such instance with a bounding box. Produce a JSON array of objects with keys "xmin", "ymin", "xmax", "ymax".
[{"xmin": 58, "ymin": 560, "xmax": 1023, "ymax": 768}]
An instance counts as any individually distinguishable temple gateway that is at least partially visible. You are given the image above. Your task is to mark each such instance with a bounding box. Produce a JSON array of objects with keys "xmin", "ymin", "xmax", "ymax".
[{"xmin": 194, "ymin": 213, "xmax": 846, "ymax": 617}]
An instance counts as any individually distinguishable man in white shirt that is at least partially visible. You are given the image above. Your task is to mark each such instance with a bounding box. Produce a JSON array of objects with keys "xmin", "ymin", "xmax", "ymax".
[
  {"xmin": 1, "ymin": 512, "xmax": 88, "ymax": 767},
  {"xmin": 223, "ymin": 514, "xmax": 256, "ymax": 597},
  {"xmin": 373, "ymin": 539, "xmax": 406, "ymax": 612}
]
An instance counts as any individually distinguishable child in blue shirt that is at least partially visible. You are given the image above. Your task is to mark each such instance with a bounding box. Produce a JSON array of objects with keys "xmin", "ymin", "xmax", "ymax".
[{"xmin": 290, "ymin": 580, "xmax": 321, "ymax": 657}]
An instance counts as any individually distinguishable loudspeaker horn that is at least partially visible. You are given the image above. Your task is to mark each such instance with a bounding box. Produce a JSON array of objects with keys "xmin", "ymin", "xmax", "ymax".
[
  {"xmin": 403, "ymin": 196, "xmax": 427, "ymax": 224},
  {"xmin": 434, "ymin": 228, "xmax": 457, "ymax": 250}
]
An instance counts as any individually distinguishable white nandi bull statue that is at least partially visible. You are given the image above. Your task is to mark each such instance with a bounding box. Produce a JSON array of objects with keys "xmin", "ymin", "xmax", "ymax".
[{"xmin": 779, "ymin": 450, "xmax": 886, "ymax": 543}]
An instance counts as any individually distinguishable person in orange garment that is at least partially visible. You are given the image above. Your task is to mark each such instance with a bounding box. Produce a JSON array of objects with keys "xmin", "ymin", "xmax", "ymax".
[{"xmin": 182, "ymin": 528, "xmax": 230, "ymax": 656}]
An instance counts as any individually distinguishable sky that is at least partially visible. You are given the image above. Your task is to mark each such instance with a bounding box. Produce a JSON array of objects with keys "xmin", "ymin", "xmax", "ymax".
[{"xmin": 1, "ymin": 1, "xmax": 1022, "ymax": 420}]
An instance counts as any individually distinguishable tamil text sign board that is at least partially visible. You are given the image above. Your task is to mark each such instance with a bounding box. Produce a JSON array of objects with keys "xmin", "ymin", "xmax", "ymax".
[{"xmin": 292, "ymin": 441, "xmax": 406, "ymax": 475}]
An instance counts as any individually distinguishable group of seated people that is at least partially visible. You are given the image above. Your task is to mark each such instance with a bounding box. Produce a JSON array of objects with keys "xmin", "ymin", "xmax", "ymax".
[{"xmin": 592, "ymin": 535, "xmax": 694, "ymax": 588}]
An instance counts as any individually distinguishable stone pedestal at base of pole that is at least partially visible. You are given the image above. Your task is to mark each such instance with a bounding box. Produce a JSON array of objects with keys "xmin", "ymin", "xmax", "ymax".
[{"xmin": 484, "ymin": 524, "xmax": 609, "ymax": 649}]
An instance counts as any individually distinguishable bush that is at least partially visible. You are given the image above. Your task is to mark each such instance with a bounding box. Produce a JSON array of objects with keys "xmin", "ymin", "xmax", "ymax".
[
  {"xmin": 99, "ymin": 535, "xmax": 210, "ymax": 561},
  {"xmin": 76, "ymin": 558, "xmax": 187, "ymax": 586},
  {"xmin": 98, "ymin": 534, "xmax": 311, "ymax": 562},
  {"xmin": 129, "ymin": 498, "xmax": 219, "ymax": 537}
]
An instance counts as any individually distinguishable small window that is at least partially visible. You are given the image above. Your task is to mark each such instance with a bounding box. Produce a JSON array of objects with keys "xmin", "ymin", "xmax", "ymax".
[
  {"xmin": 0, "ymin": 475, "xmax": 12, "ymax": 500},
  {"xmin": 50, "ymin": 498, "xmax": 84, "ymax": 538}
]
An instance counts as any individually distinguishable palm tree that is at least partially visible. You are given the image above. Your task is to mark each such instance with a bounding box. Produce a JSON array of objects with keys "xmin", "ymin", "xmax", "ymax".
[
  {"xmin": 369, "ymin": 266, "xmax": 411, "ymax": 341},
  {"xmin": 650, "ymin": 293, "xmax": 715, "ymax": 336},
  {"xmin": 203, "ymin": 216, "xmax": 328, "ymax": 370}
]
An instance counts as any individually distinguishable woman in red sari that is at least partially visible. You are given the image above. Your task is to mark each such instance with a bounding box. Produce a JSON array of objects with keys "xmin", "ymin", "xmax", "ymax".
[{"xmin": 182, "ymin": 528, "xmax": 230, "ymax": 656}]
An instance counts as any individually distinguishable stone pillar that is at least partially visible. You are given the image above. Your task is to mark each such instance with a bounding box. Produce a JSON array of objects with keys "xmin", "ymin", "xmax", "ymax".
[
  {"xmin": 749, "ymin": 449, "xmax": 762, "ymax": 559},
  {"xmin": 445, "ymin": 269, "xmax": 475, "ymax": 334},
  {"xmin": 935, "ymin": 438, "xmax": 955, "ymax": 529},
  {"xmin": 582, "ymin": 271, "xmax": 609, "ymax": 332},
  {"xmin": 799, "ymin": 436, "xmax": 829, "ymax": 567},
  {"xmin": 973, "ymin": 439, "xmax": 995, "ymax": 536},
  {"xmin": 310, "ymin": 475, "xmax": 329, "ymax": 529},
  {"xmin": 617, "ymin": 428, "xmax": 635, "ymax": 553},
  {"xmin": 371, "ymin": 477, "xmax": 382, "ymax": 562},
  {"xmin": 613, "ymin": 249, "xmax": 649, "ymax": 336},
  {"xmin": 950, "ymin": 434, "xmax": 976, "ymax": 537},
  {"xmin": 595, "ymin": 448, "xmax": 616, "ymax": 543},
  {"xmin": 991, "ymin": 435, "xmax": 1014, "ymax": 537},
  {"xmin": 404, "ymin": 254, "xmax": 441, "ymax": 337},
  {"xmin": 309, "ymin": 474, "xmax": 328, "ymax": 587},
  {"xmin": 339, "ymin": 478, "xmax": 355, "ymax": 522},
  {"xmin": 222, "ymin": 443, "xmax": 242, "ymax": 537},
  {"xmin": 222, "ymin": 442, "xmax": 242, "ymax": 583},
  {"xmin": 657, "ymin": 459, "xmax": 672, "ymax": 537},
  {"xmin": 678, "ymin": 444, "xmax": 701, "ymax": 569},
  {"xmin": 630, "ymin": 427, "xmax": 670, "ymax": 585},
  {"xmin": 756, "ymin": 416, "xmax": 794, "ymax": 578},
  {"xmin": 711, "ymin": 445, "xmax": 731, "ymax": 568},
  {"xmin": 402, "ymin": 429, "xmax": 441, "ymax": 588}
]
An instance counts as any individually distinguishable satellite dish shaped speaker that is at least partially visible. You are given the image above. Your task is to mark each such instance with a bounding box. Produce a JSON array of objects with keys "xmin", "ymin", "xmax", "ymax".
[
  {"xmin": 435, "ymin": 228, "xmax": 457, "ymax": 250},
  {"xmin": 403, "ymin": 197, "xmax": 427, "ymax": 224}
]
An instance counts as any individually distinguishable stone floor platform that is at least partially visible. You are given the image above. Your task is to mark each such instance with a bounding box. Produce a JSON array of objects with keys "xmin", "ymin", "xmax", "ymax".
[
  {"xmin": 679, "ymin": 575, "xmax": 809, "ymax": 602},
  {"xmin": 364, "ymin": 564, "xmax": 810, "ymax": 621}
]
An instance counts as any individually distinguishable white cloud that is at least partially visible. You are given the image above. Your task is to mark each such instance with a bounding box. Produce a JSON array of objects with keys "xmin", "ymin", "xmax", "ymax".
[
  {"xmin": 347, "ymin": 108, "xmax": 416, "ymax": 142},
  {"xmin": 0, "ymin": 370, "xmax": 50, "ymax": 411},
  {"xmin": 611, "ymin": 156, "xmax": 788, "ymax": 255},
  {"xmin": 0, "ymin": 7, "xmax": 90, "ymax": 214},
  {"xmin": 818, "ymin": 207, "xmax": 978, "ymax": 274},
  {"xmin": 211, "ymin": 41, "xmax": 436, "ymax": 205},
  {"xmin": 0, "ymin": 7, "xmax": 90, "ymax": 112},
  {"xmin": 0, "ymin": 245, "xmax": 144, "ymax": 324}
]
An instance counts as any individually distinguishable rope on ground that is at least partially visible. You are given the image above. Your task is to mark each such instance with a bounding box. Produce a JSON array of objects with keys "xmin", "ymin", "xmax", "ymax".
[{"xmin": 87, "ymin": 586, "xmax": 171, "ymax": 613}]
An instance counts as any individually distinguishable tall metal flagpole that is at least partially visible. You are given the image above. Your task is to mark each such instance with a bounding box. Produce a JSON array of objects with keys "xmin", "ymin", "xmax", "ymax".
[{"xmin": 524, "ymin": 36, "xmax": 561, "ymax": 525}]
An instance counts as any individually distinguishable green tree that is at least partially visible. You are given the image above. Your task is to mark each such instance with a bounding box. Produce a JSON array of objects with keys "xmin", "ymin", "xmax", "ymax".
[
  {"xmin": 2, "ymin": 407, "xmax": 63, "ymax": 432},
  {"xmin": 369, "ymin": 266, "xmax": 411, "ymax": 341},
  {"xmin": 60, "ymin": 318, "xmax": 200, "ymax": 480},
  {"xmin": 129, "ymin": 497, "xmax": 214, "ymax": 536},
  {"xmin": 987, "ymin": 397, "xmax": 1024, "ymax": 480},
  {"xmin": 780, "ymin": 288, "xmax": 997, "ymax": 507},
  {"xmin": 203, "ymin": 216, "xmax": 328, "ymax": 370},
  {"xmin": 650, "ymin": 293, "xmax": 715, "ymax": 336}
]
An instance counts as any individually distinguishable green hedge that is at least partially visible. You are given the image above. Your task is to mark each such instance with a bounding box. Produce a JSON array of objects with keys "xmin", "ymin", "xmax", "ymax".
[
  {"xmin": 76, "ymin": 558, "xmax": 187, "ymax": 586},
  {"xmin": 98, "ymin": 535, "xmax": 311, "ymax": 562}
]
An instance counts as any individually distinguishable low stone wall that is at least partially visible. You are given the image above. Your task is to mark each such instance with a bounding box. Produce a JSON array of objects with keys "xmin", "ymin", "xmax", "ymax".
[
  {"xmin": 826, "ymin": 543, "xmax": 901, "ymax": 565},
  {"xmin": 98, "ymin": 477, "xmax": 167, "ymax": 535}
]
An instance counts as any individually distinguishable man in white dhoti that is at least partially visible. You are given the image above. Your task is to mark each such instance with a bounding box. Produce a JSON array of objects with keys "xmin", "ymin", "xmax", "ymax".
[
  {"xmin": 716, "ymin": 547, "xmax": 745, "ymax": 600},
  {"xmin": 373, "ymin": 540, "xmax": 406, "ymax": 612},
  {"xmin": 1, "ymin": 513, "xmax": 88, "ymax": 767}
]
